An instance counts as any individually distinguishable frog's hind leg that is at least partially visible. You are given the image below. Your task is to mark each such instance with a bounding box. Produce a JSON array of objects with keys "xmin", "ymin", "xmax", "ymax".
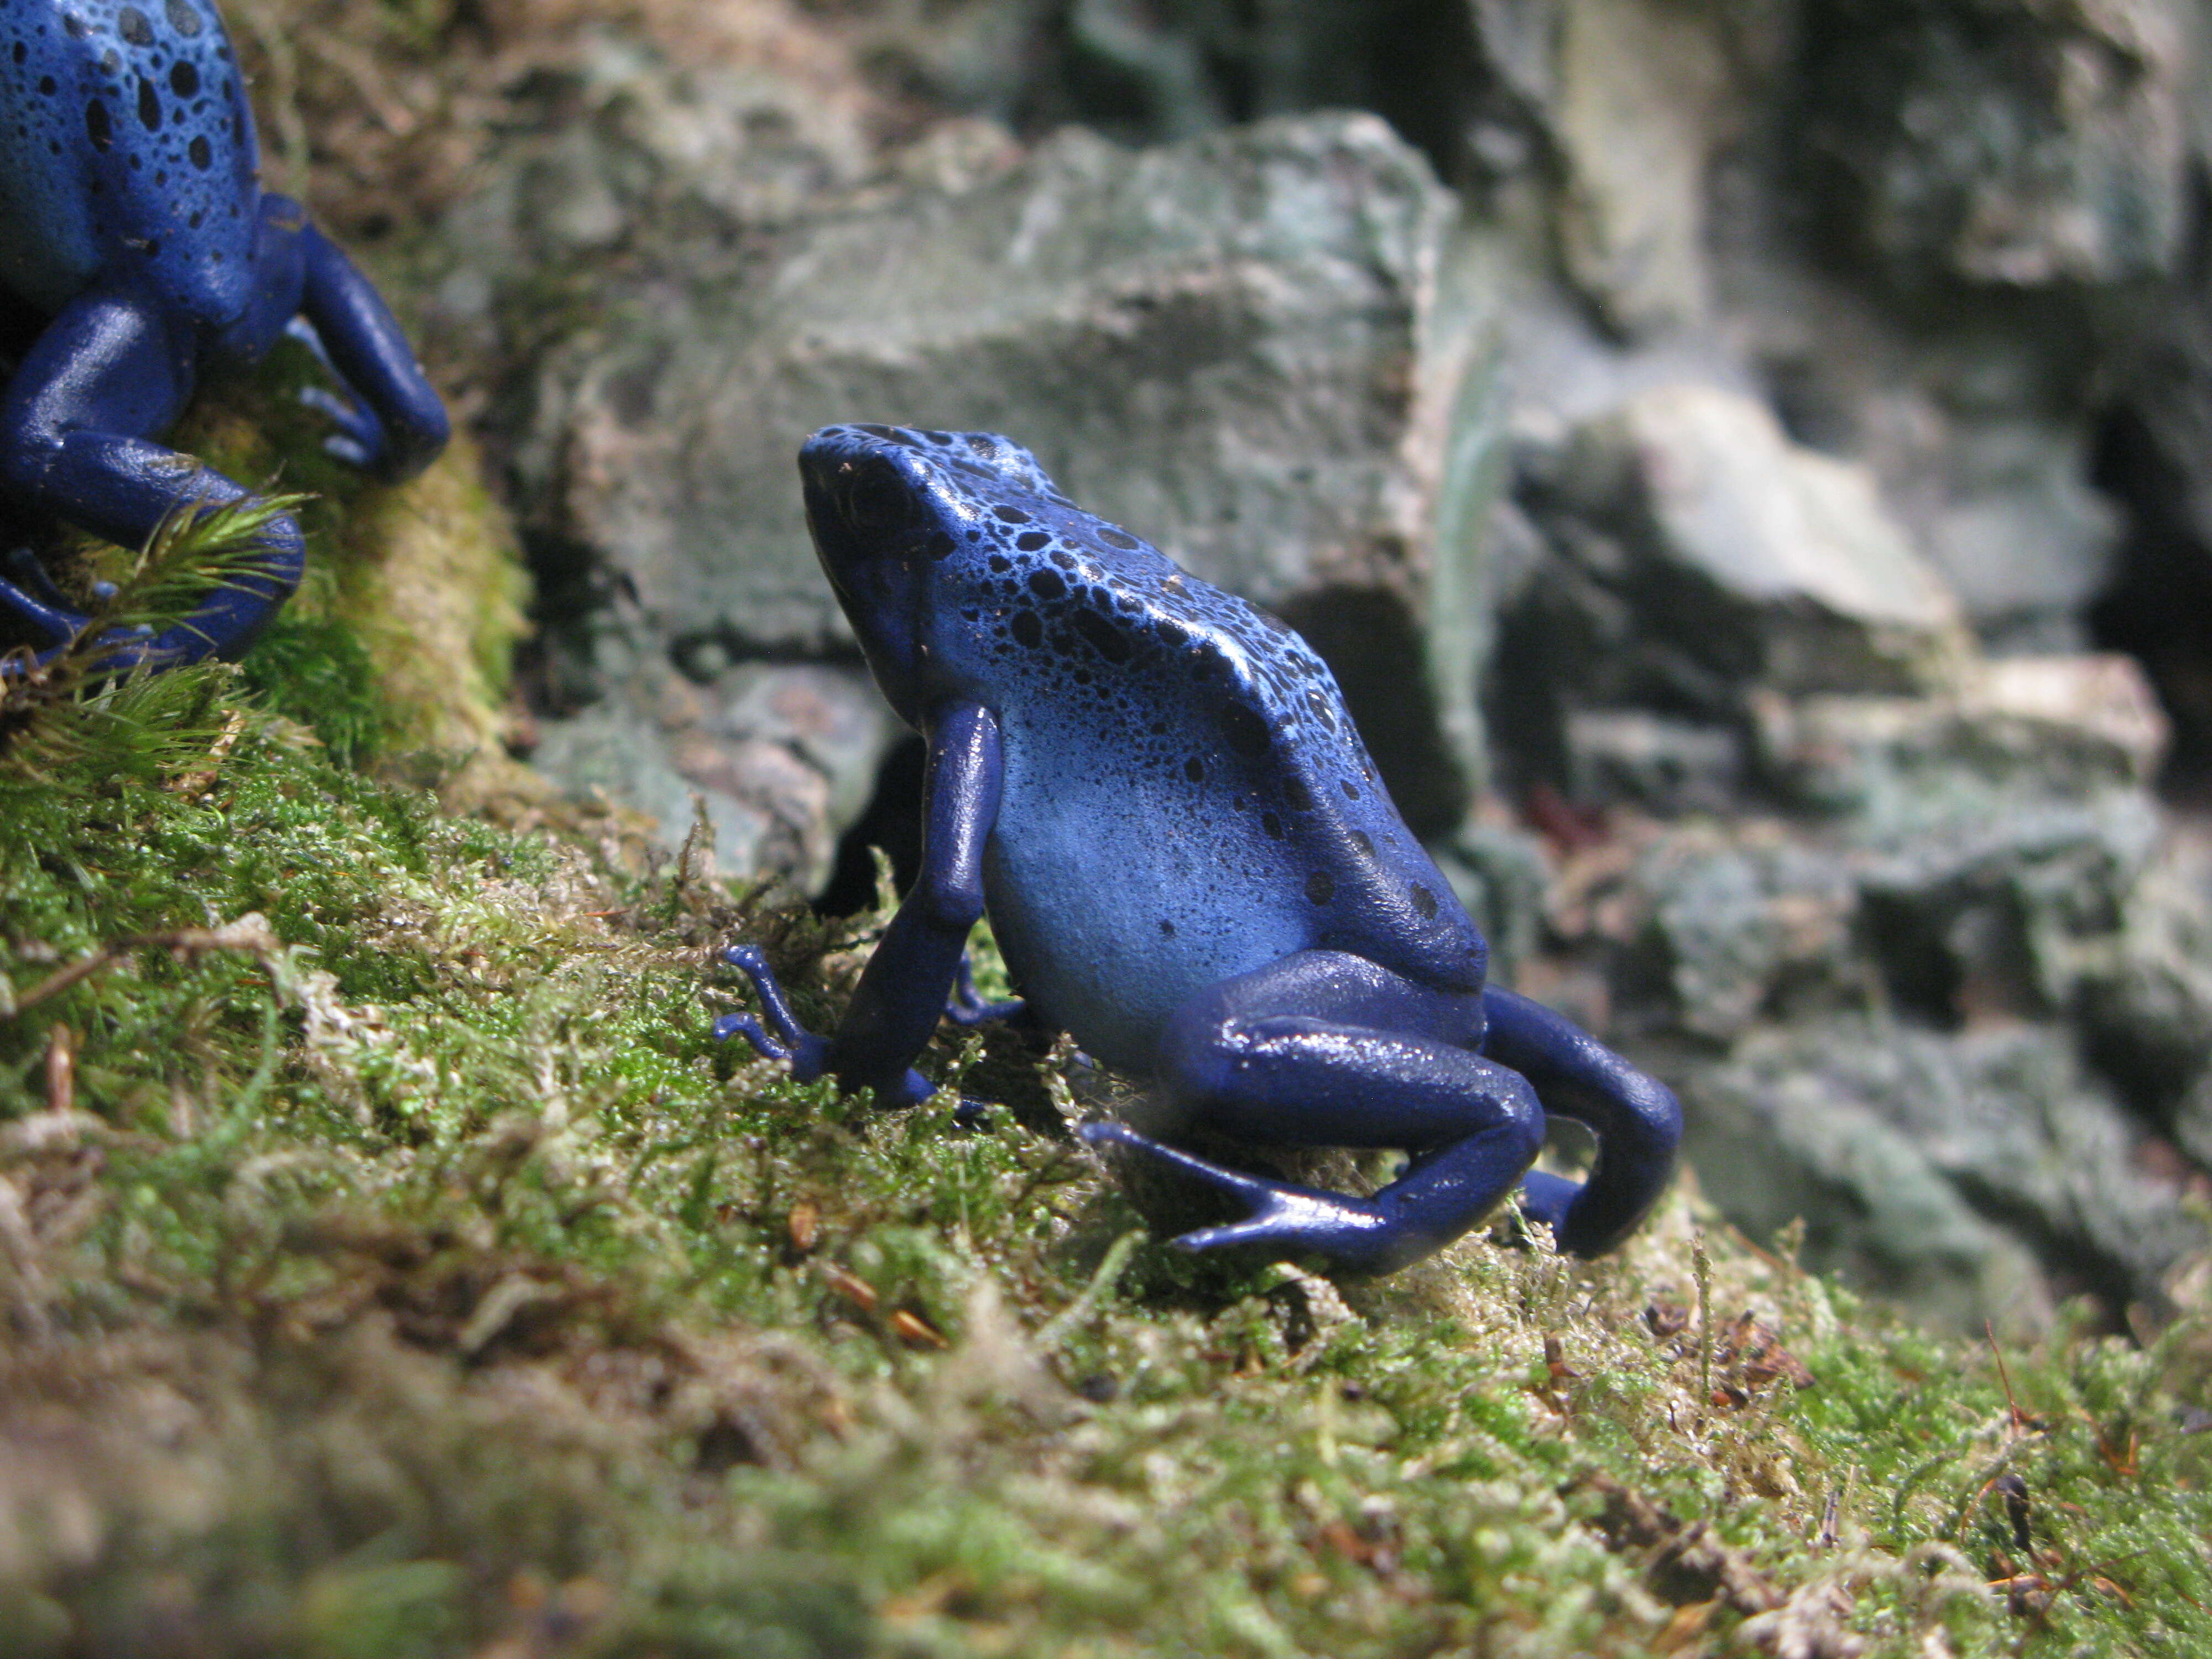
[
  {"xmin": 1081, "ymin": 948, "xmax": 1545, "ymax": 1274},
  {"xmin": 0, "ymin": 289, "xmax": 304, "ymax": 666},
  {"xmin": 1478, "ymin": 987, "xmax": 1681, "ymax": 1257}
]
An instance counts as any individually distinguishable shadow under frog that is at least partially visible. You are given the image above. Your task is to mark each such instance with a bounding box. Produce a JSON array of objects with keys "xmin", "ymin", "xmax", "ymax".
[
  {"xmin": 0, "ymin": 0, "xmax": 447, "ymax": 667},
  {"xmin": 721, "ymin": 424, "xmax": 1681, "ymax": 1274}
]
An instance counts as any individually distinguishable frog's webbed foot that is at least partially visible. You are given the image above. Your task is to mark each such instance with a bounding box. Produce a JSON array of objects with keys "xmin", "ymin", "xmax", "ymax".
[
  {"xmin": 1079, "ymin": 1121, "xmax": 1416, "ymax": 1273},
  {"xmin": 717, "ymin": 942, "xmax": 972, "ymax": 1117},
  {"xmin": 0, "ymin": 564, "xmax": 89, "ymax": 654},
  {"xmin": 1478, "ymin": 988, "xmax": 1682, "ymax": 1256},
  {"xmin": 290, "ymin": 226, "xmax": 451, "ymax": 484},
  {"xmin": 0, "ymin": 553, "xmax": 157, "ymax": 671},
  {"xmin": 715, "ymin": 943, "xmax": 833, "ymax": 1080},
  {"xmin": 298, "ymin": 380, "xmax": 385, "ymax": 472},
  {"xmin": 4, "ymin": 546, "xmax": 81, "ymax": 615}
]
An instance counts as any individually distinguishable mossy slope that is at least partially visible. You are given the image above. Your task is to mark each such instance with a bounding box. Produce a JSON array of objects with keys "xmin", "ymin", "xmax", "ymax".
[{"xmin": 2, "ymin": 614, "xmax": 2209, "ymax": 1658}]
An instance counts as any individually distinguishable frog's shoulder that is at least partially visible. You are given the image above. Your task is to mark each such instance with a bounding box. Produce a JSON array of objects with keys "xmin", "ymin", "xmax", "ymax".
[{"xmin": 1094, "ymin": 555, "xmax": 1490, "ymax": 995}]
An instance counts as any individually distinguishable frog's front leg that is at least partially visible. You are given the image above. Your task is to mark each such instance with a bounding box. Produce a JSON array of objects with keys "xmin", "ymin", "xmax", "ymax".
[
  {"xmin": 284, "ymin": 215, "xmax": 451, "ymax": 481},
  {"xmin": 0, "ymin": 289, "xmax": 305, "ymax": 666},
  {"xmin": 1082, "ymin": 950, "xmax": 1547, "ymax": 1274},
  {"xmin": 719, "ymin": 701, "xmax": 1004, "ymax": 1110}
]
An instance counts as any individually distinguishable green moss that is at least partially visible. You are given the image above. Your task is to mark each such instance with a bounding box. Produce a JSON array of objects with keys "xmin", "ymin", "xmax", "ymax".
[
  {"xmin": 168, "ymin": 342, "xmax": 530, "ymax": 765},
  {"xmin": 239, "ymin": 616, "xmax": 390, "ymax": 766},
  {"xmin": 3, "ymin": 517, "xmax": 2209, "ymax": 1657}
]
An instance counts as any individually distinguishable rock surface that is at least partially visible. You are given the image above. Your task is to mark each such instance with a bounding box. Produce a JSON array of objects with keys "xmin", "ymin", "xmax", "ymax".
[
  {"xmin": 414, "ymin": 0, "xmax": 2212, "ymax": 1326},
  {"xmin": 499, "ymin": 109, "xmax": 1469, "ymax": 851},
  {"xmin": 514, "ymin": 113, "xmax": 1448, "ymax": 652},
  {"xmin": 1533, "ymin": 383, "xmax": 1970, "ymax": 700},
  {"xmin": 1683, "ymin": 1016, "xmax": 2193, "ymax": 1328},
  {"xmin": 529, "ymin": 660, "xmax": 896, "ymax": 895},
  {"xmin": 1797, "ymin": 0, "xmax": 2190, "ymax": 291}
]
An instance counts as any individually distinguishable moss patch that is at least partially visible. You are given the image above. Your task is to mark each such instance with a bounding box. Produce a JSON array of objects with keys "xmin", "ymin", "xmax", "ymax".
[{"xmin": 2, "ymin": 646, "xmax": 2209, "ymax": 1655}]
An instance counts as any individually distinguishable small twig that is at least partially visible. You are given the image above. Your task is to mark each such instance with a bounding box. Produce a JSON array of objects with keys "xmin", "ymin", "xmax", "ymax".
[
  {"xmin": 1035, "ymin": 1229, "xmax": 1144, "ymax": 1351},
  {"xmin": 1987, "ymin": 1319, "xmax": 2030, "ymax": 1437},
  {"xmin": 43, "ymin": 1026, "xmax": 74, "ymax": 1114},
  {"xmin": 1693, "ymin": 1227, "xmax": 1713, "ymax": 1418},
  {"xmin": 1815, "ymin": 1473, "xmax": 1845, "ymax": 1551},
  {"xmin": 6, "ymin": 918, "xmax": 285, "ymax": 1018}
]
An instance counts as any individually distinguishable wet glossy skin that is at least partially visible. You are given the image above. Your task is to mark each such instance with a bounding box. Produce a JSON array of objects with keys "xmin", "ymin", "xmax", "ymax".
[
  {"xmin": 0, "ymin": 0, "xmax": 448, "ymax": 666},
  {"xmin": 721, "ymin": 424, "xmax": 1681, "ymax": 1272}
]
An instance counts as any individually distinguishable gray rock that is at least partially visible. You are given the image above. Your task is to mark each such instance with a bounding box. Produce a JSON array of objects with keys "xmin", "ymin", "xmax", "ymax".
[
  {"xmin": 1683, "ymin": 1015, "xmax": 2200, "ymax": 1327},
  {"xmin": 1916, "ymin": 414, "xmax": 2121, "ymax": 652},
  {"xmin": 1848, "ymin": 790, "xmax": 2164, "ymax": 1025},
  {"xmin": 1624, "ymin": 821, "xmax": 1863, "ymax": 1043},
  {"xmin": 515, "ymin": 113, "xmax": 1450, "ymax": 654},
  {"xmin": 2080, "ymin": 828, "xmax": 2212, "ymax": 1115},
  {"xmin": 1683, "ymin": 1029, "xmax": 2054, "ymax": 1332},
  {"xmin": 1745, "ymin": 660, "xmax": 2167, "ymax": 1025},
  {"xmin": 1525, "ymin": 383, "xmax": 1971, "ymax": 708},
  {"xmin": 1563, "ymin": 709, "xmax": 1741, "ymax": 817},
  {"xmin": 1561, "ymin": 661, "xmax": 2177, "ymax": 1053},
  {"xmin": 531, "ymin": 661, "xmax": 898, "ymax": 891},
  {"xmin": 429, "ymin": 29, "xmax": 879, "ymax": 305},
  {"xmin": 1752, "ymin": 655, "xmax": 2171, "ymax": 813},
  {"xmin": 1551, "ymin": 0, "xmax": 1729, "ymax": 336},
  {"xmin": 1796, "ymin": 0, "xmax": 2190, "ymax": 290}
]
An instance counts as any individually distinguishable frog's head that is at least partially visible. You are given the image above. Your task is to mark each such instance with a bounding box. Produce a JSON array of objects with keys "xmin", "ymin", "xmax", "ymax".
[{"xmin": 800, "ymin": 424, "xmax": 1064, "ymax": 719}]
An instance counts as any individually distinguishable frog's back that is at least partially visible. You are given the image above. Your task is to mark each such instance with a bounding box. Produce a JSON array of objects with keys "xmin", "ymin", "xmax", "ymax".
[
  {"xmin": 889, "ymin": 435, "xmax": 1483, "ymax": 1067},
  {"xmin": 1, "ymin": 0, "xmax": 259, "ymax": 320}
]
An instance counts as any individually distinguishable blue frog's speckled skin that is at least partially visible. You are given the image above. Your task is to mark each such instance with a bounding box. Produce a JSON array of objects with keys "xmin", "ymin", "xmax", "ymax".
[
  {"xmin": 720, "ymin": 425, "xmax": 1682, "ymax": 1272},
  {"xmin": 1, "ymin": 0, "xmax": 257, "ymax": 318},
  {"xmin": 0, "ymin": 0, "xmax": 448, "ymax": 667}
]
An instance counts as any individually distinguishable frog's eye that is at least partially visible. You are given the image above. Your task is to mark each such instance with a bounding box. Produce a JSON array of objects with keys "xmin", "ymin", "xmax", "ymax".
[{"xmin": 845, "ymin": 462, "xmax": 910, "ymax": 533}]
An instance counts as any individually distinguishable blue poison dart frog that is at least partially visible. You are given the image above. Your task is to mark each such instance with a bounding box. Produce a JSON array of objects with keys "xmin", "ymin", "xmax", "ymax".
[
  {"xmin": 0, "ymin": 0, "xmax": 449, "ymax": 667},
  {"xmin": 719, "ymin": 425, "xmax": 1682, "ymax": 1273}
]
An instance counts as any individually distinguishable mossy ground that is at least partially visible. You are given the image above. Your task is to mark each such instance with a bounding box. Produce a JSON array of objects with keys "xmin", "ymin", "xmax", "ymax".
[{"xmin": 3, "ymin": 515, "xmax": 2211, "ymax": 1658}]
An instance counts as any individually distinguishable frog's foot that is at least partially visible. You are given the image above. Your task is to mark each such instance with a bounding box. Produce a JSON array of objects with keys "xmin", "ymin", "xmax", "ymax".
[
  {"xmin": 291, "ymin": 225, "xmax": 452, "ymax": 483},
  {"xmin": 943, "ymin": 952, "xmax": 1028, "ymax": 1028},
  {"xmin": 1478, "ymin": 988, "xmax": 1683, "ymax": 1256},
  {"xmin": 1517, "ymin": 1170, "xmax": 1579, "ymax": 1240},
  {"xmin": 0, "ymin": 566, "xmax": 85, "ymax": 655},
  {"xmin": 1, "ymin": 291, "xmax": 305, "ymax": 667},
  {"xmin": 1078, "ymin": 1121, "xmax": 1419, "ymax": 1274},
  {"xmin": 298, "ymin": 382, "xmax": 387, "ymax": 472},
  {"xmin": 715, "ymin": 943, "xmax": 832, "ymax": 1081},
  {"xmin": 4, "ymin": 546, "xmax": 79, "ymax": 616},
  {"xmin": 0, "ymin": 568, "xmax": 175, "ymax": 677},
  {"xmin": 284, "ymin": 319, "xmax": 400, "ymax": 473},
  {"xmin": 716, "ymin": 942, "xmax": 956, "ymax": 1114}
]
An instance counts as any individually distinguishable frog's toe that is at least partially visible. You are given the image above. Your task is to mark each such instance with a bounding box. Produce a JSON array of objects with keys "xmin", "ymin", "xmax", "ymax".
[
  {"xmin": 714, "ymin": 942, "xmax": 839, "ymax": 1083},
  {"xmin": 1169, "ymin": 1188, "xmax": 1399, "ymax": 1266},
  {"xmin": 1517, "ymin": 1170, "xmax": 1579, "ymax": 1238},
  {"xmin": 943, "ymin": 953, "xmax": 1027, "ymax": 1027},
  {"xmin": 1081, "ymin": 1121, "xmax": 1408, "ymax": 1267},
  {"xmin": 1078, "ymin": 1120, "xmax": 1276, "ymax": 1203},
  {"xmin": 0, "ymin": 572, "xmax": 86, "ymax": 652},
  {"xmin": 719, "ymin": 943, "xmax": 810, "ymax": 1047},
  {"xmin": 711, "ymin": 1009, "xmax": 789, "ymax": 1061},
  {"xmin": 4, "ymin": 547, "xmax": 79, "ymax": 614},
  {"xmin": 298, "ymin": 385, "xmax": 385, "ymax": 471},
  {"xmin": 0, "ymin": 574, "xmax": 168, "ymax": 674}
]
